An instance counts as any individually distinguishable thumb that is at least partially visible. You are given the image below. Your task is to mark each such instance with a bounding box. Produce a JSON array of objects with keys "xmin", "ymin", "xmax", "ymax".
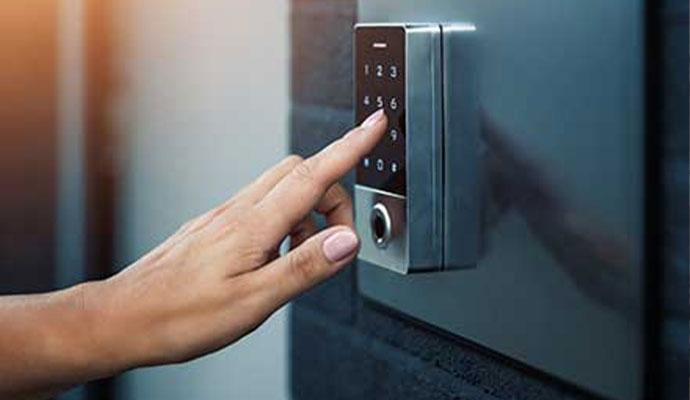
[{"xmin": 251, "ymin": 226, "xmax": 360, "ymax": 308}]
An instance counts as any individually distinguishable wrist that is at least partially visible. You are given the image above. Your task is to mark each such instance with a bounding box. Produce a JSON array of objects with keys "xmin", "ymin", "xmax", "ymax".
[
  {"xmin": 66, "ymin": 280, "xmax": 136, "ymax": 378},
  {"xmin": 0, "ymin": 283, "xmax": 116, "ymax": 398},
  {"xmin": 79, "ymin": 272, "xmax": 175, "ymax": 373}
]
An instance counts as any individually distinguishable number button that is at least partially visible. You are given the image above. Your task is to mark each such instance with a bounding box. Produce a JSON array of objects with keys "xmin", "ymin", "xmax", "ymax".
[
  {"xmin": 389, "ymin": 64, "xmax": 398, "ymax": 79},
  {"xmin": 363, "ymin": 63, "xmax": 370, "ymax": 77},
  {"xmin": 389, "ymin": 97, "xmax": 399, "ymax": 111},
  {"xmin": 389, "ymin": 128, "xmax": 399, "ymax": 142},
  {"xmin": 376, "ymin": 95, "xmax": 384, "ymax": 109},
  {"xmin": 362, "ymin": 95, "xmax": 371, "ymax": 107},
  {"xmin": 376, "ymin": 159, "xmax": 385, "ymax": 172},
  {"xmin": 362, "ymin": 157, "xmax": 370, "ymax": 168},
  {"xmin": 376, "ymin": 64, "xmax": 384, "ymax": 78},
  {"xmin": 391, "ymin": 161, "xmax": 399, "ymax": 173}
]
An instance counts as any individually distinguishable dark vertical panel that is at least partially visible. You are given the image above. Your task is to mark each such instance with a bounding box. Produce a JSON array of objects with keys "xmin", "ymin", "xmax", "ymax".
[
  {"xmin": 0, "ymin": 1, "xmax": 58, "ymax": 294},
  {"xmin": 84, "ymin": 0, "xmax": 117, "ymax": 398},
  {"xmin": 644, "ymin": 2, "xmax": 689, "ymax": 399},
  {"xmin": 642, "ymin": 1, "xmax": 664, "ymax": 398},
  {"xmin": 84, "ymin": 0, "xmax": 116, "ymax": 283},
  {"xmin": 657, "ymin": 1, "xmax": 689, "ymax": 398}
]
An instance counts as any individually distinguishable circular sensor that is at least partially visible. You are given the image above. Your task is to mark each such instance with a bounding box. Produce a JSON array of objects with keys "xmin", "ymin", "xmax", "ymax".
[{"xmin": 370, "ymin": 203, "xmax": 392, "ymax": 248}]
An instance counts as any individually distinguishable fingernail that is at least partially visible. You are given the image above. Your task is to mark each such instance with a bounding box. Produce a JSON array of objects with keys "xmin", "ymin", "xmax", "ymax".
[
  {"xmin": 361, "ymin": 109, "xmax": 385, "ymax": 128},
  {"xmin": 323, "ymin": 229, "xmax": 359, "ymax": 263}
]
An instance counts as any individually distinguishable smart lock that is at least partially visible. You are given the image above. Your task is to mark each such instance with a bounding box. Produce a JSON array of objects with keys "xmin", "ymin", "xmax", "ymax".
[{"xmin": 354, "ymin": 23, "xmax": 479, "ymax": 274}]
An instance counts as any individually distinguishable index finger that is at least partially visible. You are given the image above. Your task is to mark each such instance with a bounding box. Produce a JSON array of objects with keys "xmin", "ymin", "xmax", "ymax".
[{"xmin": 253, "ymin": 109, "xmax": 387, "ymax": 246}]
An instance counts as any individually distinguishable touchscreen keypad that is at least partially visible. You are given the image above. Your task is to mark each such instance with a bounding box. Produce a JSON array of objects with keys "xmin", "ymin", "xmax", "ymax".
[{"xmin": 356, "ymin": 26, "xmax": 406, "ymax": 197}]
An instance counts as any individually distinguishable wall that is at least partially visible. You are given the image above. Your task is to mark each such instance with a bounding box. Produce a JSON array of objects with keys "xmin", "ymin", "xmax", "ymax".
[
  {"xmin": 658, "ymin": 0, "xmax": 689, "ymax": 396},
  {"xmin": 289, "ymin": 1, "xmax": 688, "ymax": 399},
  {"xmin": 110, "ymin": 1, "xmax": 290, "ymax": 399}
]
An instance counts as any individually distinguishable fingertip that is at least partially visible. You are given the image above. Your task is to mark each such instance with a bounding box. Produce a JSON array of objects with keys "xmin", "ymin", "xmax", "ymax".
[
  {"xmin": 360, "ymin": 108, "xmax": 387, "ymax": 129},
  {"xmin": 322, "ymin": 227, "xmax": 360, "ymax": 263},
  {"xmin": 346, "ymin": 109, "xmax": 387, "ymax": 145}
]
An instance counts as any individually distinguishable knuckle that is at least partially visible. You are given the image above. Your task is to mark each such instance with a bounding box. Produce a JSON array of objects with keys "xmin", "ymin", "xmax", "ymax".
[
  {"xmin": 177, "ymin": 219, "xmax": 194, "ymax": 233},
  {"xmin": 240, "ymin": 226, "xmax": 274, "ymax": 265},
  {"xmin": 287, "ymin": 246, "xmax": 321, "ymax": 284},
  {"xmin": 284, "ymin": 154, "xmax": 304, "ymax": 166},
  {"xmin": 219, "ymin": 216, "xmax": 272, "ymax": 267},
  {"xmin": 175, "ymin": 214, "xmax": 206, "ymax": 237},
  {"xmin": 291, "ymin": 160, "xmax": 317, "ymax": 185}
]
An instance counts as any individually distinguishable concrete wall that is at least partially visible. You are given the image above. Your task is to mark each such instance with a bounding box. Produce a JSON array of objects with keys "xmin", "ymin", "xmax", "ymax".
[{"xmin": 110, "ymin": 1, "xmax": 290, "ymax": 399}]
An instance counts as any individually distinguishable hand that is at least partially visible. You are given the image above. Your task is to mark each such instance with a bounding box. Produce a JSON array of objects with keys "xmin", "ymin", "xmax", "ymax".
[{"xmin": 81, "ymin": 109, "xmax": 387, "ymax": 373}]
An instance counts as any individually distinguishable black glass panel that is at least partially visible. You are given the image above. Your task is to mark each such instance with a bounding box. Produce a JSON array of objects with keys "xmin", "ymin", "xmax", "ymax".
[{"xmin": 355, "ymin": 26, "xmax": 406, "ymax": 196}]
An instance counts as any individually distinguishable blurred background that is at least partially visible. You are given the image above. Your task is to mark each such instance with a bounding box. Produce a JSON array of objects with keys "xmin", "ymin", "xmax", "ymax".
[{"xmin": 0, "ymin": 0, "xmax": 289, "ymax": 399}]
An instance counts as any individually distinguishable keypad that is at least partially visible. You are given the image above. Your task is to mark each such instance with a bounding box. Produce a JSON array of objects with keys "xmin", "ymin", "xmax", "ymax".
[{"xmin": 356, "ymin": 26, "xmax": 406, "ymax": 196}]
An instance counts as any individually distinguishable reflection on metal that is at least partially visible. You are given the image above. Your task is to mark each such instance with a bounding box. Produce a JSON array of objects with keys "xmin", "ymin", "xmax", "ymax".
[
  {"xmin": 481, "ymin": 114, "xmax": 639, "ymax": 318},
  {"xmin": 358, "ymin": 1, "xmax": 646, "ymax": 399}
]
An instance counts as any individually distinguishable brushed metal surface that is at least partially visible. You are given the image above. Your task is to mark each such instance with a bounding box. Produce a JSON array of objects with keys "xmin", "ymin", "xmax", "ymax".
[
  {"xmin": 442, "ymin": 24, "xmax": 481, "ymax": 269},
  {"xmin": 357, "ymin": 2, "xmax": 646, "ymax": 400},
  {"xmin": 355, "ymin": 185, "xmax": 408, "ymax": 273}
]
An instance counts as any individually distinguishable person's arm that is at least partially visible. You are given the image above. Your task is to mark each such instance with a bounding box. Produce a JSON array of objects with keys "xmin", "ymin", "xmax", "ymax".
[
  {"xmin": 0, "ymin": 284, "xmax": 118, "ymax": 400},
  {"xmin": 0, "ymin": 109, "xmax": 387, "ymax": 400}
]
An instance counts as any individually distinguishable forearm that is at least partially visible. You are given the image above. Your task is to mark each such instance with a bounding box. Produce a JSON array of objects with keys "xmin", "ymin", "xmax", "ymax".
[{"xmin": 0, "ymin": 282, "xmax": 123, "ymax": 400}]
